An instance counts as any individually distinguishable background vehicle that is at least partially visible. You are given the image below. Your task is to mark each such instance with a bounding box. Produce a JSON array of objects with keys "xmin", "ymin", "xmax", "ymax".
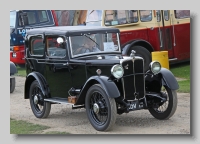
[
  {"xmin": 71, "ymin": 10, "xmax": 190, "ymax": 72},
  {"xmin": 24, "ymin": 26, "xmax": 179, "ymax": 131},
  {"xmin": 10, "ymin": 61, "xmax": 17, "ymax": 93},
  {"xmin": 10, "ymin": 10, "xmax": 76, "ymax": 67}
]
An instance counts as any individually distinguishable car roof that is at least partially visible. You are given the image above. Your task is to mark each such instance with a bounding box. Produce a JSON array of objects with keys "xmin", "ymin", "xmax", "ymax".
[{"xmin": 26, "ymin": 26, "xmax": 120, "ymax": 36}]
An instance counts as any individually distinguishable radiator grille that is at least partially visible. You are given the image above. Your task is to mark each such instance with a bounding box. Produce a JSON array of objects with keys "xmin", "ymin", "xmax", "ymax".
[{"xmin": 121, "ymin": 58, "xmax": 145, "ymax": 100}]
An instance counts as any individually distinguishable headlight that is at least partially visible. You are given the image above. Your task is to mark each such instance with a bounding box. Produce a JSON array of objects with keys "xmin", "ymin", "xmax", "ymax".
[
  {"xmin": 12, "ymin": 52, "xmax": 17, "ymax": 58},
  {"xmin": 111, "ymin": 64, "xmax": 124, "ymax": 79},
  {"xmin": 149, "ymin": 61, "xmax": 161, "ymax": 74}
]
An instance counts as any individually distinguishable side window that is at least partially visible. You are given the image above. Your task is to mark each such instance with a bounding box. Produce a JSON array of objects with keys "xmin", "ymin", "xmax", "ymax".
[
  {"xmin": 19, "ymin": 11, "xmax": 37, "ymax": 26},
  {"xmin": 164, "ymin": 10, "xmax": 169, "ymax": 21},
  {"xmin": 174, "ymin": 10, "xmax": 190, "ymax": 19},
  {"xmin": 46, "ymin": 36, "xmax": 66, "ymax": 57},
  {"xmin": 30, "ymin": 36, "xmax": 44, "ymax": 56},
  {"xmin": 38, "ymin": 10, "xmax": 48, "ymax": 22},
  {"xmin": 140, "ymin": 10, "xmax": 152, "ymax": 22}
]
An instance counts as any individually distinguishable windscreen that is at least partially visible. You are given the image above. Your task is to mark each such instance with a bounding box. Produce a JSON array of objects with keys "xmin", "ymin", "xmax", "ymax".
[{"xmin": 70, "ymin": 33, "xmax": 120, "ymax": 57}]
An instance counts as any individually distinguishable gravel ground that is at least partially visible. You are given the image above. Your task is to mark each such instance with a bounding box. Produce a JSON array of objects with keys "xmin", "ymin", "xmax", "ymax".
[{"xmin": 10, "ymin": 76, "xmax": 190, "ymax": 134}]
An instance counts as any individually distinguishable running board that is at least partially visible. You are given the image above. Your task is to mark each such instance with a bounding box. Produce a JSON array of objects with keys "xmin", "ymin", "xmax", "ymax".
[
  {"xmin": 44, "ymin": 98, "xmax": 85, "ymax": 109},
  {"xmin": 44, "ymin": 98, "xmax": 72, "ymax": 105},
  {"xmin": 169, "ymin": 58, "xmax": 178, "ymax": 61}
]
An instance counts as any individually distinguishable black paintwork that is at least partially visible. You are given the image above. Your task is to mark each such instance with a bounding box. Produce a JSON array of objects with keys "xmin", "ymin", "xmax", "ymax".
[
  {"xmin": 160, "ymin": 68, "xmax": 179, "ymax": 90},
  {"xmin": 24, "ymin": 26, "xmax": 178, "ymax": 114}
]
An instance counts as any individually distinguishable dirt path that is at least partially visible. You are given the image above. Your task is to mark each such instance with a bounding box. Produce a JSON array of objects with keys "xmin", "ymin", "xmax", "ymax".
[{"xmin": 10, "ymin": 76, "xmax": 190, "ymax": 134}]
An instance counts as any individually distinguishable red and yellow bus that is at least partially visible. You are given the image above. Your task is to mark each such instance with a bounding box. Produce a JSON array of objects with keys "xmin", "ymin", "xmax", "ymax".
[{"xmin": 72, "ymin": 10, "xmax": 190, "ymax": 71}]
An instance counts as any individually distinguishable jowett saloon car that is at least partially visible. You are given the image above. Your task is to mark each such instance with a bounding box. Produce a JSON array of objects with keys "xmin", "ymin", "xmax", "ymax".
[{"xmin": 24, "ymin": 26, "xmax": 179, "ymax": 131}]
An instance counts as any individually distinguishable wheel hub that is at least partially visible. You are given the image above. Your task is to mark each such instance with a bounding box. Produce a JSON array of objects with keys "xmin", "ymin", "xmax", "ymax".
[
  {"xmin": 34, "ymin": 95, "xmax": 39, "ymax": 104},
  {"xmin": 93, "ymin": 103, "xmax": 99, "ymax": 114}
]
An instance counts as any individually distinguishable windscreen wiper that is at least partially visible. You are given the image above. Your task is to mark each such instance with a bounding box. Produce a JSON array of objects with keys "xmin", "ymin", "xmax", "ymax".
[{"xmin": 84, "ymin": 34, "xmax": 99, "ymax": 46}]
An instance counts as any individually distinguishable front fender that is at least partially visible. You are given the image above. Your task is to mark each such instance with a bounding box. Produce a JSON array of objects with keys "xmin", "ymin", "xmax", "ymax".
[
  {"xmin": 122, "ymin": 39, "xmax": 153, "ymax": 55},
  {"xmin": 159, "ymin": 68, "xmax": 179, "ymax": 90},
  {"xmin": 75, "ymin": 76, "xmax": 120, "ymax": 105},
  {"xmin": 24, "ymin": 72, "xmax": 49, "ymax": 99}
]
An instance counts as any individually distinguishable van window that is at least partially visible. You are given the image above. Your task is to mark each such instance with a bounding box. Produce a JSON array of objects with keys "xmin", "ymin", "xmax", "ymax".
[{"xmin": 38, "ymin": 10, "xmax": 48, "ymax": 22}]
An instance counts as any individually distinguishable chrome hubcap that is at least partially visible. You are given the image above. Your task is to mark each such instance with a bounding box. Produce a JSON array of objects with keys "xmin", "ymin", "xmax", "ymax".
[
  {"xmin": 34, "ymin": 95, "xmax": 38, "ymax": 104},
  {"xmin": 93, "ymin": 103, "xmax": 99, "ymax": 114}
]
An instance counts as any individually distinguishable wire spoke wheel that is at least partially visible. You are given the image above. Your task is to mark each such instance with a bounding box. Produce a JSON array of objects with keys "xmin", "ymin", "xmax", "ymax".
[
  {"xmin": 148, "ymin": 85, "xmax": 178, "ymax": 120},
  {"xmin": 90, "ymin": 91, "xmax": 108, "ymax": 125},
  {"xmin": 29, "ymin": 80, "xmax": 51, "ymax": 118},
  {"xmin": 85, "ymin": 84, "xmax": 117, "ymax": 131}
]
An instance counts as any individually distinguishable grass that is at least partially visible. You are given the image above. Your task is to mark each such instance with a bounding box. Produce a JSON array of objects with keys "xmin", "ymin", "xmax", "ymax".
[
  {"xmin": 170, "ymin": 62, "xmax": 190, "ymax": 93},
  {"xmin": 10, "ymin": 118, "xmax": 71, "ymax": 134},
  {"xmin": 10, "ymin": 118, "xmax": 50, "ymax": 134},
  {"xmin": 15, "ymin": 65, "xmax": 26, "ymax": 77}
]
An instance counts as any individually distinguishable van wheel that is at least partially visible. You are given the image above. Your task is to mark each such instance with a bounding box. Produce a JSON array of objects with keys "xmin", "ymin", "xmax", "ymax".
[
  {"xmin": 129, "ymin": 46, "xmax": 151, "ymax": 72},
  {"xmin": 85, "ymin": 84, "xmax": 117, "ymax": 131},
  {"xmin": 29, "ymin": 80, "xmax": 51, "ymax": 118},
  {"xmin": 10, "ymin": 77, "xmax": 15, "ymax": 93}
]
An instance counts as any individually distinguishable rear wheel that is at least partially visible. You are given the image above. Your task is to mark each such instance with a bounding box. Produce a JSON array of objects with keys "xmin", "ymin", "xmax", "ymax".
[
  {"xmin": 85, "ymin": 84, "xmax": 117, "ymax": 131},
  {"xmin": 29, "ymin": 80, "xmax": 51, "ymax": 118},
  {"xmin": 128, "ymin": 46, "xmax": 151, "ymax": 72},
  {"xmin": 148, "ymin": 86, "xmax": 178, "ymax": 120}
]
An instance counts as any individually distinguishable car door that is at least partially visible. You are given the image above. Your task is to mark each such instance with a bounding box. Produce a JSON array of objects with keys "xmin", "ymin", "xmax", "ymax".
[{"xmin": 45, "ymin": 35, "xmax": 72, "ymax": 98}]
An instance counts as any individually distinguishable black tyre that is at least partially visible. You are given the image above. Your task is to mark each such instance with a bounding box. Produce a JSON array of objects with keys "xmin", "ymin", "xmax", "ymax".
[
  {"xmin": 10, "ymin": 77, "xmax": 15, "ymax": 93},
  {"xmin": 148, "ymin": 86, "xmax": 178, "ymax": 120},
  {"xmin": 85, "ymin": 84, "xmax": 117, "ymax": 131},
  {"xmin": 29, "ymin": 80, "xmax": 51, "ymax": 118},
  {"xmin": 129, "ymin": 46, "xmax": 151, "ymax": 72}
]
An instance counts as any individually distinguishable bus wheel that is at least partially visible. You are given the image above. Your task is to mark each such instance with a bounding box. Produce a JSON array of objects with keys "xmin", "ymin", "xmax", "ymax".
[{"xmin": 129, "ymin": 46, "xmax": 151, "ymax": 72}]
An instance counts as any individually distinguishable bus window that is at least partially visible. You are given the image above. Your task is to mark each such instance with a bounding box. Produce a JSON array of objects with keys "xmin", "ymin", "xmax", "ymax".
[
  {"xmin": 164, "ymin": 10, "xmax": 169, "ymax": 21},
  {"xmin": 105, "ymin": 10, "xmax": 138, "ymax": 26},
  {"xmin": 140, "ymin": 10, "xmax": 152, "ymax": 22},
  {"xmin": 174, "ymin": 10, "xmax": 190, "ymax": 19},
  {"xmin": 38, "ymin": 10, "xmax": 48, "ymax": 22}
]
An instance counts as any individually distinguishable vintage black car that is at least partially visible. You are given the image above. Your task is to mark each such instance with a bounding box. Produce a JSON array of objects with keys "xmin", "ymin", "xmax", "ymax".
[{"xmin": 24, "ymin": 26, "xmax": 179, "ymax": 131}]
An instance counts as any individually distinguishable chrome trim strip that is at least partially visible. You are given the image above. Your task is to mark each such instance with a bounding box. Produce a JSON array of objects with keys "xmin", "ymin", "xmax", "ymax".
[{"xmin": 169, "ymin": 58, "xmax": 178, "ymax": 61}]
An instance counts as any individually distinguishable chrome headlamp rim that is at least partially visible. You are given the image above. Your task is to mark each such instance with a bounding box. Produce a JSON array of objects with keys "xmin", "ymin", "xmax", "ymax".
[
  {"xmin": 111, "ymin": 64, "xmax": 124, "ymax": 79},
  {"xmin": 149, "ymin": 61, "xmax": 161, "ymax": 74}
]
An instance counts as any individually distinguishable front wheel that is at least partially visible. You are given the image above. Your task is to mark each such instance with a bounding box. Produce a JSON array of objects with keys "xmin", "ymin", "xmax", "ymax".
[
  {"xmin": 85, "ymin": 84, "xmax": 117, "ymax": 131},
  {"xmin": 148, "ymin": 86, "xmax": 178, "ymax": 120},
  {"xmin": 29, "ymin": 80, "xmax": 51, "ymax": 118}
]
